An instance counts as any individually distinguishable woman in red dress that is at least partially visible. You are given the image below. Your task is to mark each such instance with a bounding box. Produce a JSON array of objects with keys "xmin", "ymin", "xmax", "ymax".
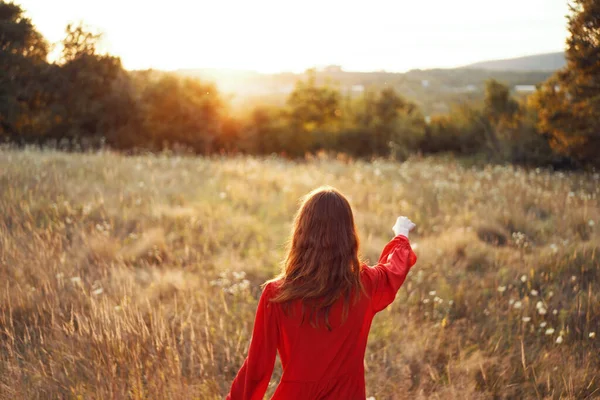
[{"xmin": 227, "ymin": 186, "xmax": 417, "ymax": 400}]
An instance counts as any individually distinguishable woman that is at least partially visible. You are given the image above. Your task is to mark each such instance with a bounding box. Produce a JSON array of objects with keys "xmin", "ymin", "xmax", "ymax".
[{"xmin": 227, "ymin": 186, "xmax": 417, "ymax": 400}]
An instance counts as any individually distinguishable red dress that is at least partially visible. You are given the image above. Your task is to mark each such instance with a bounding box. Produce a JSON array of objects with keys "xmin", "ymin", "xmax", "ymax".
[{"xmin": 227, "ymin": 235, "xmax": 417, "ymax": 400}]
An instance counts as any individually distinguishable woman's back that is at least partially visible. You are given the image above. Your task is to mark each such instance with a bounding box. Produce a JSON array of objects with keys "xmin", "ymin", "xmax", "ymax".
[{"xmin": 228, "ymin": 235, "xmax": 417, "ymax": 400}]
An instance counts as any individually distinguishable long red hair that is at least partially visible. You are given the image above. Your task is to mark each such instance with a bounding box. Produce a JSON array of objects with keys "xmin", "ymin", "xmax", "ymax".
[{"xmin": 268, "ymin": 186, "xmax": 363, "ymax": 330}]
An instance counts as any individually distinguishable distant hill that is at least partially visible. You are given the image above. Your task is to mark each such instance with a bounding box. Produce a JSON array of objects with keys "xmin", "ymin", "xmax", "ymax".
[
  {"xmin": 177, "ymin": 58, "xmax": 560, "ymax": 115},
  {"xmin": 462, "ymin": 52, "xmax": 566, "ymax": 72}
]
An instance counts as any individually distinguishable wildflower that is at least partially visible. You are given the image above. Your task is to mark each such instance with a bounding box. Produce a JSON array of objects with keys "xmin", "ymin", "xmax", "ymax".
[
  {"xmin": 590, "ymin": 332, "xmax": 596, "ymax": 339},
  {"xmin": 522, "ymin": 317, "xmax": 531, "ymax": 322},
  {"xmin": 423, "ymin": 299, "xmax": 430, "ymax": 304},
  {"xmin": 530, "ymin": 290, "xmax": 538, "ymax": 296},
  {"xmin": 513, "ymin": 301, "xmax": 522, "ymax": 309},
  {"xmin": 520, "ymin": 275, "xmax": 527, "ymax": 283},
  {"xmin": 233, "ymin": 271, "xmax": 247, "ymax": 280},
  {"xmin": 92, "ymin": 288, "xmax": 103, "ymax": 296},
  {"xmin": 568, "ymin": 191, "xmax": 575, "ymax": 197},
  {"xmin": 219, "ymin": 192, "xmax": 227, "ymax": 199},
  {"xmin": 429, "ymin": 290, "xmax": 436, "ymax": 296},
  {"xmin": 497, "ymin": 286, "xmax": 507, "ymax": 293},
  {"xmin": 65, "ymin": 217, "xmax": 73, "ymax": 224},
  {"xmin": 114, "ymin": 306, "xmax": 122, "ymax": 311},
  {"xmin": 589, "ymin": 220, "xmax": 595, "ymax": 227},
  {"xmin": 536, "ymin": 301, "xmax": 544, "ymax": 309},
  {"xmin": 553, "ymin": 309, "xmax": 558, "ymax": 315},
  {"xmin": 549, "ymin": 244, "xmax": 558, "ymax": 253},
  {"xmin": 509, "ymin": 299, "xmax": 515, "ymax": 305},
  {"xmin": 538, "ymin": 308, "xmax": 547, "ymax": 315},
  {"xmin": 367, "ymin": 397, "xmax": 376, "ymax": 400},
  {"xmin": 556, "ymin": 336, "xmax": 563, "ymax": 344},
  {"xmin": 56, "ymin": 273, "xmax": 64, "ymax": 279},
  {"xmin": 540, "ymin": 322, "xmax": 547, "ymax": 328},
  {"xmin": 70, "ymin": 276, "xmax": 81, "ymax": 284},
  {"xmin": 571, "ymin": 275, "xmax": 577, "ymax": 282},
  {"xmin": 545, "ymin": 328, "xmax": 555, "ymax": 335}
]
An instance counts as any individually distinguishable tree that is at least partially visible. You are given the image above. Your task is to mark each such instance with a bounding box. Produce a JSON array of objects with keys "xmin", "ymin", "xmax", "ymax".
[
  {"xmin": 47, "ymin": 23, "xmax": 138, "ymax": 148},
  {"xmin": 0, "ymin": 1, "xmax": 49, "ymax": 141},
  {"xmin": 286, "ymin": 70, "xmax": 341, "ymax": 155},
  {"xmin": 532, "ymin": 0, "xmax": 600, "ymax": 166},
  {"xmin": 138, "ymin": 74, "xmax": 223, "ymax": 153}
]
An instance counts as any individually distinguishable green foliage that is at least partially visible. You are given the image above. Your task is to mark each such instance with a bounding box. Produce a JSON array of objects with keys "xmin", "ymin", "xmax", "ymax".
[
  {"xmin": 0, "ymin": 1, "xmax": 49, "ymax": 139},
  {"xmin": 135, "ymin": 74, "xmax": 223, "ymax": 153},
  {"xmin": 532, "ymin": 0, "xmax": 600, "ymax": 167}
]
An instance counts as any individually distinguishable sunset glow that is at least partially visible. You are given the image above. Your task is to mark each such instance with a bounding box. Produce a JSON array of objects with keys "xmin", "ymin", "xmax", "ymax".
[{"xmin": 22, "ymin": 0, "xmax": 569, "ymax": 72}]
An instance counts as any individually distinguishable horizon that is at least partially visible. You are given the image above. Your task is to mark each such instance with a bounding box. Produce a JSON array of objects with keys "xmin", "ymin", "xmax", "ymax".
[{"xmin": 20, "ymin": 0, "xmax": 569, "ymax": 73}]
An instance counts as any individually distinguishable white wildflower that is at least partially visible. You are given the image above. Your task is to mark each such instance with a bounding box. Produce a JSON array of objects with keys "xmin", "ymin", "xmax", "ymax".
[
  {"xmin": 538, "ymin": 307, "xmax": 547, "ymax": 315},
  {"xmin": 513, "ymin": 301, "xmax": 522, "ymax": 309},
  {"xmin": 219, "ymin": 192, "xmax": 227, "ymax": 199},
  {"xmin": 553, "ymin": 309, "xmax": 558, "ymax": 315},
  {"xmin": 56, "ymin": 273, "xmax": 64, "ymax": 279},
  {"xmin": 589, "ymin": 332, "xmax": 596, "ymax": 339},
  {"xmin": 509, "ymin": 299, "xmax": 515, "ymax": 305},
  {"xmin": 522, "ymin": 317, "xmax": 531, "ymax": 322},
  {"xmin": 423, "ymin": 299, "xmax": 430, "ymax": 304},
  {"xmin": 545, "ymin": 328, "xmax": 555, "ymax": 335},
  {"xmin": 92, "ymin": 288, "xmax": 103, "ymax": 296},
  {"xmin": 70, "ymin": 276, "xmax": 81, "ymax": 284},
  {"xmin": 530, "ymin": 290, "xmax": 539, "ymax": 296},
  {"xmin": 233, "ymin": 271, "xmax": 247, "ymax": 280},
  {"xmin": 549, "ymin": 244, "xmax": 558, "ymax": 253},
  {"xmin": 589, "ymin": 220, "xmax": 595, "ymax": 227},
  {"xmin": 520, "ymin": 275, "xmax": 527, "ymax": 283},
  {"xmin": 555, "ymin": 336, "xmax": 563, "ymax": 344},
  {"xmin": 497, "ymin": 286, "xmax": 507, "ymax": 293},
  {"xmin": 114, "ymin": 305, "xmax": 122, "ymax": 311},
  {"xmin": 540, "ymin": 322, "xmax": 547, "ymax": 328},
  {"xmin": 429, "ymin": 290, "xmax": 436, "ymax": 296},
  {"xmin": 571, "ymin": 275, "xmax": 577, "ymax": 282},
  {"xmin": 536, "ymin": 301, "xmax": 544, "ymax": 309}
]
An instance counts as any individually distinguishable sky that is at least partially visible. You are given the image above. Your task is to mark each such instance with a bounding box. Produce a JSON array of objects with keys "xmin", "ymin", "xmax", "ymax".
[{"xmin": 19, "ymin": 0, "xmax": 570, "ymax": 73}]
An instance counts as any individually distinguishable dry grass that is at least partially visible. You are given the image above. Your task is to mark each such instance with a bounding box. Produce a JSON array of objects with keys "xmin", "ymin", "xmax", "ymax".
[{"xmin": 0, "ymin": 148, "xmax": 598, "ymax": 399}]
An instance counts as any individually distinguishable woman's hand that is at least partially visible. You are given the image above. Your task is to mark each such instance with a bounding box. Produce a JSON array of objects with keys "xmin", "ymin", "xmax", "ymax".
[{"xmin": 392, "ymin": 216, "xmax": 416, "ymax": 238}]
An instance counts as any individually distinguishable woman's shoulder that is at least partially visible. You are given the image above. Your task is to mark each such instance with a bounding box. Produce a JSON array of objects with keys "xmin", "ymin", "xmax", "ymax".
[{"xmin": 262, "ymin": 279, "xmax": 283, "ymax": 298}]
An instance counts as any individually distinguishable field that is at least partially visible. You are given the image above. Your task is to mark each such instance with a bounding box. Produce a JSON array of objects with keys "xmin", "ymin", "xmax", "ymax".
[{"xmin": 0, "ymin": 148, "xmax": 598, "ymax": 399}]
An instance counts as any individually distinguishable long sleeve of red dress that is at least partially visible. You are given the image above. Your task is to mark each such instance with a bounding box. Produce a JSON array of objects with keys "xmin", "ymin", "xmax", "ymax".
[
  {"xmin": 227, "ymin": 284, "xmax": 279, "ymax": 400},
  {"xmin": 227, "ymin": 235, "xmax": 416, "ymax": 400},
  {"xmin": 367, "ymin": 234, "xmax": 418, "ymax": 312}
]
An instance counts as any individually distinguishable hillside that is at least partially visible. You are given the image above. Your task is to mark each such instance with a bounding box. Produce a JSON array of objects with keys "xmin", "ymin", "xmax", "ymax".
[
  {"xmin": 1, "ymin": 149, "xmax": 598, "ymax": 398},
  {"xmin": 463, "ymin": 52, "xmax": 566, "ymax": 71},
  {"xmin": 177, "ymin": 67, "xmax": 554, "ymax": 115}
]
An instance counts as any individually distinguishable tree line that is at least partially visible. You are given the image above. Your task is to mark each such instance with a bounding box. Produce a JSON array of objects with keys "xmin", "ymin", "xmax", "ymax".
[{"xmin": 1, "ymin": 0, "xmax": 598, "ymax": 168}]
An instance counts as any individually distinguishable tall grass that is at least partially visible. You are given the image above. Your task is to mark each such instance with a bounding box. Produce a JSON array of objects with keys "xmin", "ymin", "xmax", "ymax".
[{"xmin": 0, "ymin": 148, "xmax": 598, "ymax": 399}]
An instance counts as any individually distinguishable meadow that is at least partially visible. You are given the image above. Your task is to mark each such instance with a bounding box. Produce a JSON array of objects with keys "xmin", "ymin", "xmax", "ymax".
[{"xmin": 0, "ymin": 148, "xmax": 598, "ymax": 399}]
